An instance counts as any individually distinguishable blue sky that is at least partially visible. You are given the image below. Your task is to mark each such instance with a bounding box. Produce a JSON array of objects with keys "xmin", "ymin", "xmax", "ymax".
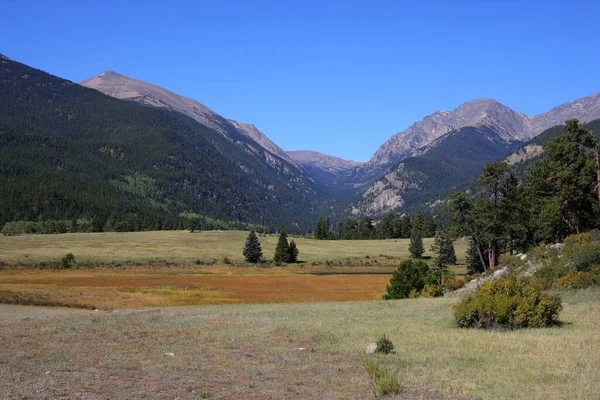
[{"xmin": 2, "ymin": 0, "xmax": 599, "ymax": 161}]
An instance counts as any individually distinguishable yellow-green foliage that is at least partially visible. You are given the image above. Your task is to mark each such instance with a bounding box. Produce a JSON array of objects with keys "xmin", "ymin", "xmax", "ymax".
[
  {"xmin": 454, "ymin": 275, "xmax": 562, "ymax": 329},
  {"xmin": 564, "ymin": 232, "xmax": 592, "ymax": 256},
  {"xmin": 553, "ymin": 266, "xmax": 600, "ymax": 289},
  {"xmin": 362, "ymin": 357, "xmax": 402, "ymax": 397},
  {"xmin": 421, "ymin": 284, "xmax": 444, "ymax": 298},
  {"xmin": 498, "ymin": 254, "xmax": 526, "ymax": 269}
]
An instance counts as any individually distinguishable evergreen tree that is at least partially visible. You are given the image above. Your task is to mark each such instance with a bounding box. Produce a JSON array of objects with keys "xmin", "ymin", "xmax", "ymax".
[
  {"xmin": 400, "ymin": 215, "xmax": 412, "ymax": 238},
  {"xmin": 243, "ymin": 230, "xmax": 263, "ymax": 263},
  {"xmin": 358, "ymin": 216, "xmax": 375, "ymax": 239},
  {"xmin": 409, "ymin": 229, "xmax": 424, "ymax": 258},
  {"xmin": 413, "ymin": 213, "xmax": 425, "ymax": 235},
  {"xmin": 526, "ymin": 118, "xmax": 597, "ymax": 240},
  {"xmin": 288, "ymin": 240, "xmax": 299, "ymax": 263},
  {"xmin": 274, "ymin": 229, "xmax": 291, "ymax": 263},
  {"xmin": 429, "ymin": 230, "xmax": 456, "ymax": 284}
]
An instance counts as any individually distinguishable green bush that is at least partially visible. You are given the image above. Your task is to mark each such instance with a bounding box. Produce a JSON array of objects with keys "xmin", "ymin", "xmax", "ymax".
[
  {"xmin": 532, "ymin": 263, "xmax": 571, "ymax": 289},
  {"xmin": 570, "ymin": 243, "xmax": 600, "ymax": 272},
  {"xmin": 383, "ymin": 259, "xmax": 429, "ymax": 299},
  {"xmin": 375, "ymin": 334, "xmax": 395, "ymax": 354},
  {"xmin": 453, "ymin": 275, "xmax": 562, "ymax": 329},
  {"xmin": 362, "ymin": 357, "xmax": 402, "ymax": 398}
]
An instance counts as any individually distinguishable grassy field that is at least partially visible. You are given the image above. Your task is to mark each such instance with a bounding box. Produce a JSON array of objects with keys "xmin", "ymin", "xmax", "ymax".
[
  {"xmin": 1, "ymin": 289, "xmax": 598, "ymax": 399},
  {"xmin": 0, "ymin": 230, "xmax": 460, "ymax": 264},
  {"xmin": 0, "ymin": 231, "xmax": 466, "ymax": 309}
]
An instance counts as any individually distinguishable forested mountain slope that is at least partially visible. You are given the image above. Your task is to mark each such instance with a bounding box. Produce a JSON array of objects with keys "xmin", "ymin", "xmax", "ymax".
[{"xmin": 0, "ymin": 55, "xmax": 320, "ymax": 231}]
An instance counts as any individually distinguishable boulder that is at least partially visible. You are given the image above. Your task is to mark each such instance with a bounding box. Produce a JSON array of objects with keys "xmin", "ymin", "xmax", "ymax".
[{"xmin": 365, "ymin": 343, "xmax": 377, "ymax": 355}]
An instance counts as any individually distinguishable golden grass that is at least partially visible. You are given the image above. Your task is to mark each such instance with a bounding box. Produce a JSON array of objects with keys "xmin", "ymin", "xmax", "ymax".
[
  {"xmin": 0, "ymin": 230, "xmax": 467, "ymax": 265},
  {"xmin": 0, "ymin": 269, "xmax": 391, "ymax": 309}
]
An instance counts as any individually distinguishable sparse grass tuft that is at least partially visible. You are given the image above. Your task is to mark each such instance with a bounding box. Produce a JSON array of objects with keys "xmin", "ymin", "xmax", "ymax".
[{"xmin": 363, "ymin": 356, "xmax": 402, "ymax": 398}]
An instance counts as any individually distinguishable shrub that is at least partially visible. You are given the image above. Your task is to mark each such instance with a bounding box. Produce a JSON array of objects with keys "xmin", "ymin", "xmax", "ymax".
[
  {"xmin": 383, "ymin": 259, "xmax": 429, "ymax": 300},
  {"xmin": 445, "ymin": 276, "xmax": 466, "ymax": 291},
  {"xmin": 499, "ymin": 254, "xmax": 526, "ymax": 270},
  {"xmin": 553, "ymin": 266, "xmax": 600, "ymax": 289},
  {"xmin": 421, "ymin": 284, "xmax": 444, "ymax": 297},
  {"xmin": 375, "ymin": 334, "xmax": 395, "ymax": 354},
  {"xmin": 60, "ymin": 253, "xmax": 75, "ymax": 269},
  {"xmin": 564, "ymin": 232, "xmax": 592, "ymax": 256},
  {"xmin": 570, "ymin": 243, "xmax": 600, "ymax": 272},
  {"xmin": 453, "ymin": 275, "xmax": 562, "ymax": 329},
  {"xmin": 222, "ymin": 257, "xmax": 232, "ymax": 265},
  {"xmin": 362, "ymin": 357, "xmax": 402, "ymax": 398},
  {"xmin": 532, "ymin": 263, "xmax": 571, "ymax": 289}
]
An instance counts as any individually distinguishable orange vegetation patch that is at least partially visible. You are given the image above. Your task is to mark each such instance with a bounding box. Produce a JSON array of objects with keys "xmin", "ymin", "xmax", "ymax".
[{"xmin": 0, "ymin": 269, "xmax": 390, "ymax": 309}]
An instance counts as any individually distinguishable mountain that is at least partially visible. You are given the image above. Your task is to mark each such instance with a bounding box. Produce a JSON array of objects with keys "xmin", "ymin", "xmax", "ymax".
[
  {"xmin": 0, "ymin": 55, "xmax": 320, "ymax": 231},
  {"xmin": 287, "ymin": 150, "xmax": 363, "ymax": 185},
  {"xmin": 80, "ymin": 71, "xmax": 300, "ymax": 168},
  {"xmin": 360, "ymin": 94, "xmax": 600, "ymax": 181},
  {"xmin": 352, "ymin": 93, "xmax": 600, "ymax": 217},
  {"xmin": 351, "ymin": 126, "xmax": 522, "ymax": 216}
]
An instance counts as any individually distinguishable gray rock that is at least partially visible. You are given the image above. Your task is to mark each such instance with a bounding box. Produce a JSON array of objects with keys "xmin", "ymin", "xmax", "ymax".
[{"xmin": 365, "ymin": 343, "xmax": 378, "ymax": 355}]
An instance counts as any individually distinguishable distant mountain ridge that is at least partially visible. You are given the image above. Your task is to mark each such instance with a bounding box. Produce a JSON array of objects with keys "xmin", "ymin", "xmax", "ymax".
[
  {"xmin": 287, "ymin": 150, "xmax": 363, "ymax": 181},
  {"xmin": 360, "ymin": 94, "xmax": 600, "ymax": 181}
]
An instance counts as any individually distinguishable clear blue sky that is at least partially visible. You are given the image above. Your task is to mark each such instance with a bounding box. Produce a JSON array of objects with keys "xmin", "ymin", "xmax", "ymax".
[{"xmin": 2, "ymin": 0, "xmax": 599, "ymax": 161}]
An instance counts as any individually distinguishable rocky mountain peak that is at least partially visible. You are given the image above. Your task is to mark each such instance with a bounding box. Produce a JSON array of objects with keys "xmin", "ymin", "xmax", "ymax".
[{"xmin": 361, "ymin": 92, "xmax": 600, "ymax": 179}]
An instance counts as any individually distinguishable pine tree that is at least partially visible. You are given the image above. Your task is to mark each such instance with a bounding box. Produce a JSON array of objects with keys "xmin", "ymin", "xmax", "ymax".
[
  {"xmin": 274, "ymin": 230, "xmax": 291, "ymax": 263},
  {"xmin": 243, "ymin": 230, "xmax": 263, "ymax": 263},
  {"xmin": 409, "ymin": 230, "xmax": 424, "ymax": 259},
  {"xmin": 430, "ymin": 230, "xmax": 456, "ymax": 283},
  {"xmin": 288, "ymin": 240, "xmax": 299, "ymax": 263}
]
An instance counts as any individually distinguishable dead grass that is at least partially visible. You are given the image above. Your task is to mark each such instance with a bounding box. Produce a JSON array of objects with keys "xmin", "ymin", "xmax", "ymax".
[
  {"xmin": 0, "ymin": 269, "xmax": 392, "ymax": 309},
  {"xmin": 1, "ymin": 289, "xmax": 598, "ymax": 399}
]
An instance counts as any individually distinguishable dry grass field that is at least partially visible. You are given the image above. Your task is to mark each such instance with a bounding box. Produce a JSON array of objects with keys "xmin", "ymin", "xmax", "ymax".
[
  {"xmin": 1, "ymin": 289, "xmax": 599, "ymax": 399},
  {"xmin": 1, "ymin": 231, "xmax": 599, "ymax": 399},
  {"xmin": 0, "ymin": 230, "xmax": 466, "ymax": 309},
  {"xmin": 0, "ymin": 230, "xmax": 458, "ymax": 264}
]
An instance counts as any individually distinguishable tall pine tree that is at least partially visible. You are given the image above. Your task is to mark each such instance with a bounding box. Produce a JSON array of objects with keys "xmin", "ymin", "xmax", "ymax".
[
  {"xmin": 274, "ymin": 230, "xmax": 291, "ymax": 263},
  {"xmin": 243, "ymin": 231, "xmax": 263, "ymax": 263}
]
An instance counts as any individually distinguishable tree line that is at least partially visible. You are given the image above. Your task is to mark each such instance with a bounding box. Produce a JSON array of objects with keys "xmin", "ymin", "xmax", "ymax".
[
  {"xmin": 448, "ymin": 119, "xmax": 600, "ymax": 274},
  {"xmin": 313, "ymin": 213, "xmax": 437, "ymax": 240}
]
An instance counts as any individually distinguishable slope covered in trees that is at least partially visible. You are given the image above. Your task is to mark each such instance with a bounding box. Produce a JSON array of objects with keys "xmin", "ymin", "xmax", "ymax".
[{"xmin": 0, "ymin": 55, "xmax": 321, "ymax": 231}]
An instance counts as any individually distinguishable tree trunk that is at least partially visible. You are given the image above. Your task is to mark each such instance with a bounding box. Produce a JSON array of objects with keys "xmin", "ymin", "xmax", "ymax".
[
  {"xmin": 488, "ymin": 243, "xmax": 496, "ymax": 270},
  {"xmin": 472, "ymin": 236, "xmax": 487, "ymax": 274}
]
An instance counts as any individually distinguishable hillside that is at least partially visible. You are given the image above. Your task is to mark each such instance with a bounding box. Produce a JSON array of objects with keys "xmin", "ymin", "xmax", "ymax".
[
  {"xmin": 352, "ymin": 126, "xmax": 522, "ymax": 216},
  {"xmin": 80, "ymin": 71, "xmax": 302, "ymax": 170},
  {"xmin": 506, "ymin": 118, "xmax": 600, "ymax": 173},
  {"xmin": 0, "ymin": 55, "xmax": 320, "ymax": 231}
]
